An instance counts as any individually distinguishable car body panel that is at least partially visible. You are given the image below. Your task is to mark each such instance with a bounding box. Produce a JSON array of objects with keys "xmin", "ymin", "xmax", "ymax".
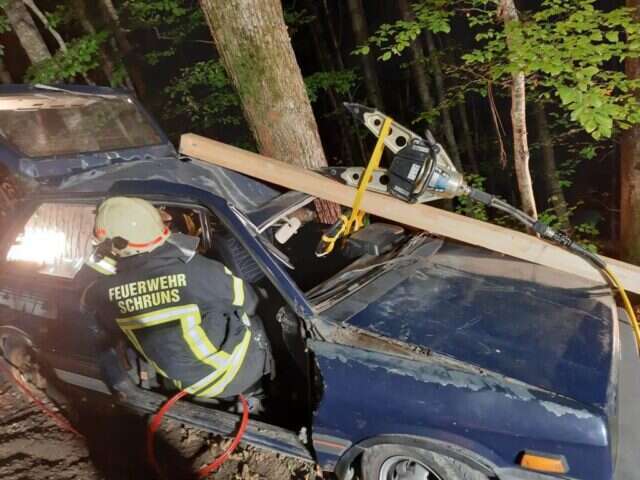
[
  {"xmin": 311, "ymin": 340, "xmax": 611, "ymax": 479},
  {"xmin": 344, "ymin": 243, "xmax": 617, "ymax": 410}
]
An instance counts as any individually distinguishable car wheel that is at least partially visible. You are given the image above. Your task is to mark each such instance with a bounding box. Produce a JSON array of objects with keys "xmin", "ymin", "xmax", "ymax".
[{"xmin": 361, "ymin": 445, "xmax": 488, "ymax": 480}]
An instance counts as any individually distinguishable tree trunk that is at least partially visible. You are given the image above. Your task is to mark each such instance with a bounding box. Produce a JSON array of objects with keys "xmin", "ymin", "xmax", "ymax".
[
  {"xmin": 200, "ymin": 0, "xmax": 340, "ymax": 223},
  {"xmin": 72, "ymin": 0, "xmax": 135, "ymax": 89},
  {"xmin": 457, "ymin": 99, "xmax": 478, "ymax": 173},
  {"xmin": 303, "ymin": 0, "xmax": 360, "ymax": 166},
  {"xmin": 0, "ymin": 59, "xmax": 12, "ymax": 83},
  {"xmin": 3, "ymin": 0, "xmax": 51, "ymax": 64},
  {"xmin": 534, "ymin": 103, "xmax": 568, "ymax": 225},
  {"xmin": 97, "ymin": 0, "xmax": 146, "ymax": 96},
  {"xmin": 346, "ymin": 0, "xmax": 385, "ymax": 109},
  {"xmin": 621, "ymin": 0, "xmax": 640, "ymax": 262},
  {"xmin": 498, "ymin": 0, "xmax": 537, "ymax": 218},
  {"xmin": 396, "ymin": 0, "xmax": 435, "ymax": 114},
  {"xmin": 424, "ymin": 32, "xmax": 462, "ymax": 171}
]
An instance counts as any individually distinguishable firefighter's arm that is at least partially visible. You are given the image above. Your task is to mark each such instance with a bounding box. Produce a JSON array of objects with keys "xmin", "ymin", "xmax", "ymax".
[{"xmin": 81, "ymin": 283, "xmax": 129, "ymax": 394}]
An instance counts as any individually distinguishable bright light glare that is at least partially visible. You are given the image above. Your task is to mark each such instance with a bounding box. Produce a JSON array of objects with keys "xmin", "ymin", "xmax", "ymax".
[{"xmin": 7, "ymin": 228, "xmax": 67, "ymax": 266}]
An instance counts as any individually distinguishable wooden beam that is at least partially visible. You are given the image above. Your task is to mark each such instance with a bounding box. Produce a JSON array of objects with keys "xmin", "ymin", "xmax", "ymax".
[{"xmin": 180, "ymin": 133, "xmax": 640, "ymax": 294}]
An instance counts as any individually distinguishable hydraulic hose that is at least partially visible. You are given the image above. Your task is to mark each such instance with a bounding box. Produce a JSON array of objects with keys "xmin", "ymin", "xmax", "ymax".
[
  {"xmin": 469, "ymin": 188, "xmax": 640, "ymax": 355},
  {"xmin": 0, "ymin": 357, "xmax": 82, "ymax": 437},
  {"xmin": 146, "ymin": 390, "xmax": 249, "ymax": 479}
]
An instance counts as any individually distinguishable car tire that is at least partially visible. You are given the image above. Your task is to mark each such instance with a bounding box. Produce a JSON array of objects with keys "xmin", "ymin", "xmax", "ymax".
[{"xmin": 361, "ymin": 444, "xmax": 488, "ymax": 480}]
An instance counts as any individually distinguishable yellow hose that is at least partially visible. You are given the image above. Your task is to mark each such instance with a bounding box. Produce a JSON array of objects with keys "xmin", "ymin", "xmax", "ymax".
[{"xmin": 602, "ymin": 267, "xmax": 640, "ymax": 355}]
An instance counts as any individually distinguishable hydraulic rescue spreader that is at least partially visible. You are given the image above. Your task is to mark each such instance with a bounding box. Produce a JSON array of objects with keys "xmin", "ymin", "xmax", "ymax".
[{"xmin": 317, "ymin": 103, "xmax": 640, "ymax": 355}]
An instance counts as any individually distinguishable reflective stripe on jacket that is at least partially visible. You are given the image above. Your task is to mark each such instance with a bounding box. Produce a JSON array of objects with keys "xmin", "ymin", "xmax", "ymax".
[{"xmin": 83, "ymin": 241, "xmax": 267, "ymax": 398}]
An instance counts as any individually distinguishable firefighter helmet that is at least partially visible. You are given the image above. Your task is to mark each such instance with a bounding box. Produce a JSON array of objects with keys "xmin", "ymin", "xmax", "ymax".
[{"xmin": 94, "ymin": 197, "xmax": 170, "ymax": 257}]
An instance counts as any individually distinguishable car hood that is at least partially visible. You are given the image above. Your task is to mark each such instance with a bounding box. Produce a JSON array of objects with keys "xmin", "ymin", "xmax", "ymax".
[{"xmin": 342, "ymin": 242, "xmax": 618, "ymax": 410}]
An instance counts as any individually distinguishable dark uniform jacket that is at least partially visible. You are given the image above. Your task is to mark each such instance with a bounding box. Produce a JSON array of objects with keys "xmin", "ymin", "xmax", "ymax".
[{"xmin": 84, "ymin": 241, "xmax": 270, "ymax": 399}]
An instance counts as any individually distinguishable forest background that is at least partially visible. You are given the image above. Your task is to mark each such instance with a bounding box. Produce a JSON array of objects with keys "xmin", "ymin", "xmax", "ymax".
[{"xmin": 1, "ymin": 0, "xmax": 639, "ymax": 263}]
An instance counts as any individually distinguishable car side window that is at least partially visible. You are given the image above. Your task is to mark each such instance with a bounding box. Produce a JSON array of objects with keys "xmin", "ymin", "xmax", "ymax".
[{"xmin": 6, "ymin": 202, "xmax": 95, "ymax": 279}]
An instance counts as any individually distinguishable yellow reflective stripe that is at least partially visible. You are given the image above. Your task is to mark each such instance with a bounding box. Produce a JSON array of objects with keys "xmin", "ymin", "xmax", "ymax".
[
  {"xmin": 184, "ymin": 367, "xmax": 226, "ymax": 395},
  {"xmin": 116, "ymin": 305, "xmax": 199, "ymax": 329},
  {"xmin": 180, "ymin": 312, "xmax": 229, "ymax": 370},
  {"xmin": 232, "ymin": 276, "xmax": 244, "ymax": 306},
  {"xmin": 87, "ymin": 260, "xmax": 116, "ymax": 276},
  {"xmin": 196, "ymin": 329, "xmax": 251, "ymax": 398},
  {"xmin": 223, "ymin": 266, "xmax": 245, "ymax": 307}
]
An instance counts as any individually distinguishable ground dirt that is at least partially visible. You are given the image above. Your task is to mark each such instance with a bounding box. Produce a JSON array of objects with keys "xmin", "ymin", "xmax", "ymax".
[{"xmin": 0, "ymin": 372, "xmax": 322, "ymax": 480}]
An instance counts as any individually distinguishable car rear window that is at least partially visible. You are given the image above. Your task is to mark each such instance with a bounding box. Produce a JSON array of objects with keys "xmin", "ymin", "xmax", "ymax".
[
  {"xmin": 6, "ymin": 203, "xmax": 95, "ymax": 279},
  {"xmin": 0, "ymin": 95, "xmax": 162, "ymax": 157}
]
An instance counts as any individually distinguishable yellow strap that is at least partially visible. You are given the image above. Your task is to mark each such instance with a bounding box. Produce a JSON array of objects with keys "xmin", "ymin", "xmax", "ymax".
[{"xmin": 345, "ymin": 116, "xmax": 394, "ymax": 235}]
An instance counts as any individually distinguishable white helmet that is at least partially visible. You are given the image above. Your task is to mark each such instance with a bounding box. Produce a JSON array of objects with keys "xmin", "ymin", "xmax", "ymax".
[{"xmin": 94, "ymin": 197, "xmax": 170, "ymax": 257}]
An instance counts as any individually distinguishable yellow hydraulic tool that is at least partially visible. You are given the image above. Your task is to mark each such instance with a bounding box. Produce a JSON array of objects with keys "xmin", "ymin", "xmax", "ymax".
[{"xmin": 315, "ymin": 116, "xmax": 393, "ymax": 257}]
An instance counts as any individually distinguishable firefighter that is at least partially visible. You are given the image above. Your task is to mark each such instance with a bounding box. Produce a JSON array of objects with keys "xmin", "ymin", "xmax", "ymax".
[{"xmin": 83, "ymin": 196, "xmax": 272, "ymax": 400}]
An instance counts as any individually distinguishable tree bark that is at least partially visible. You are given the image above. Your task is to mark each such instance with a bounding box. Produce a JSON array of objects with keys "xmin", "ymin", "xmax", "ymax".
[
  {"xmin": 346, "ymin": 0, "xmax": 385, "ymax": 109},
  {"xmin": 3, "ymin": 0, "xmax": 51, "ymax": 64},
  {"xmin": 498, "ymin": 0, "xmax": 537, "ymax": 218},
  {"xmin": 396, "ymin": 0, "xmax": 435, "ymax": 114},
  {"xmin": 0, "ymin": 59, "xmax": 12, "ymax": 83},
  {"xmin": 423, "ymin": 32, "xmax": 462, "ymax": 171},
  {"xmin": 534, "ymin": 103, "xmax": 568, "ymax": 225},
  {"xmin": 23, "ymin": 0, "xmax": 66, "ymax": 52},
  {"xmin": 621, "ymin": 0, "xmax": 640, "ymax": 262},
  {"xmin": 200, "ymin": 0, "xmax": 340, "ymax": 222}
]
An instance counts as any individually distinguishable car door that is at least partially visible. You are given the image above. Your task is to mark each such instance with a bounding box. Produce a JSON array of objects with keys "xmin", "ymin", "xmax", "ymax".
[{"xmin": 0, "ymin": 199, "xmax": 101, "ymax": 374}]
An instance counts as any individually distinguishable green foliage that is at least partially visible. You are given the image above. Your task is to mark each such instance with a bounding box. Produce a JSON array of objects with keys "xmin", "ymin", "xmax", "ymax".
[
  {"xmin": 124, "ymin": 0, "xmax": 206, "ymax": 50},
  {"xmin": 354, "ymin": 0, "xmax": 451, "ymax": 60},
  {"xmin": 26, "ymin": 32, "xmax": 109, "ymax": 83},
  {"xmin": 455, "ymin": 174, "xmax": 489, "ymax": 220},
  {"xmin": 45, "ymin": 4, "xmax": 73, "ymax": 29},
  {"xmin": 0, "ymin": 0, "xmax": 9, "ymax": 57},
  {"xmin": 283, "ymin": 7, "xmax": 314, "ymax": 33},
  {"xmin": 163, "ymin": 59, "xmax": 242, "ymax": 128},
  {"xmin": 465, "ymin": 0, "xmax": 640, "ymax": 139},
  {"xmin": 305, "ymin": 70, "xmax": 358, "ymax": 102}
]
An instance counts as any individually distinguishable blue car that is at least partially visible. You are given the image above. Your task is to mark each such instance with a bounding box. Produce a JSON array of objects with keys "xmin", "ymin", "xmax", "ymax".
[{"xmin": 0, "ymin": 85, "xmax": 631, "ymax": 480}]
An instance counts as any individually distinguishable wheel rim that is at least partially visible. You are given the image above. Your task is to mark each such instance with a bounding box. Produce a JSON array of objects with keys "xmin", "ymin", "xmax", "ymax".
[{"xmin": 379, "ymin": 456, "xmax": 444, "ymax": 480}]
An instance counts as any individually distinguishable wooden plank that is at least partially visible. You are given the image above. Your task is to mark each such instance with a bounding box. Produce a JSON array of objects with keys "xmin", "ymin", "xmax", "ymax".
[{"xmin": 180, "ymin": 133, "xmax": 640, "ymax": 294}]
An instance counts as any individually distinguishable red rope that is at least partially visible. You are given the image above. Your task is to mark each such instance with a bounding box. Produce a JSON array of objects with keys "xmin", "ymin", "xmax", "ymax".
[
  {"xmin": 0, "ymin": 360, "xmax": 82, "ymax": 437},
  {"xmin": 146, "ymin": 390, "xmax": 250, "ymax": 479}
]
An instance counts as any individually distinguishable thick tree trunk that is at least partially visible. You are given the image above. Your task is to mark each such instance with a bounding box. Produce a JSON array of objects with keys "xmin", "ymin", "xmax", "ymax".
[
  {"xmin": 498, "ymin": 0, "xmax": 537, "ymax": 218},
  {"xmin": 621, "ymin": 0, "xmax": 640, "ymax": 262},
  {"xmin": 3, "ymin": 0, "xmax": 51, "ymax": 64},
  {"xmin": 0, "ymin": 59, "xmax": 12, "ymax": 83},
  {"xmin": 396, "ymin": 0, "xmax": 435, "ymax": 113},
  {"xmin": 534, "ymin": 103, "xmax": 568, "ymax": 225},
  {"xmin": 200, "ymin": 0, "xmax": 339, "ymax": 222},
  {"xmin": 346, "ymin": 0, "xmax": 385, "ymax": 109},
  {"xmin": 424, "ymin": 32, "xmax": 462, "ymax": 171}
]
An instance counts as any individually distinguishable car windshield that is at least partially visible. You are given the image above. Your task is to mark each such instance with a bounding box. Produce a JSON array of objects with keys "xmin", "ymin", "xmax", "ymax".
[{"xmin": 0, "ymin": 94, "xmax": 163, "ymax": 157}]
